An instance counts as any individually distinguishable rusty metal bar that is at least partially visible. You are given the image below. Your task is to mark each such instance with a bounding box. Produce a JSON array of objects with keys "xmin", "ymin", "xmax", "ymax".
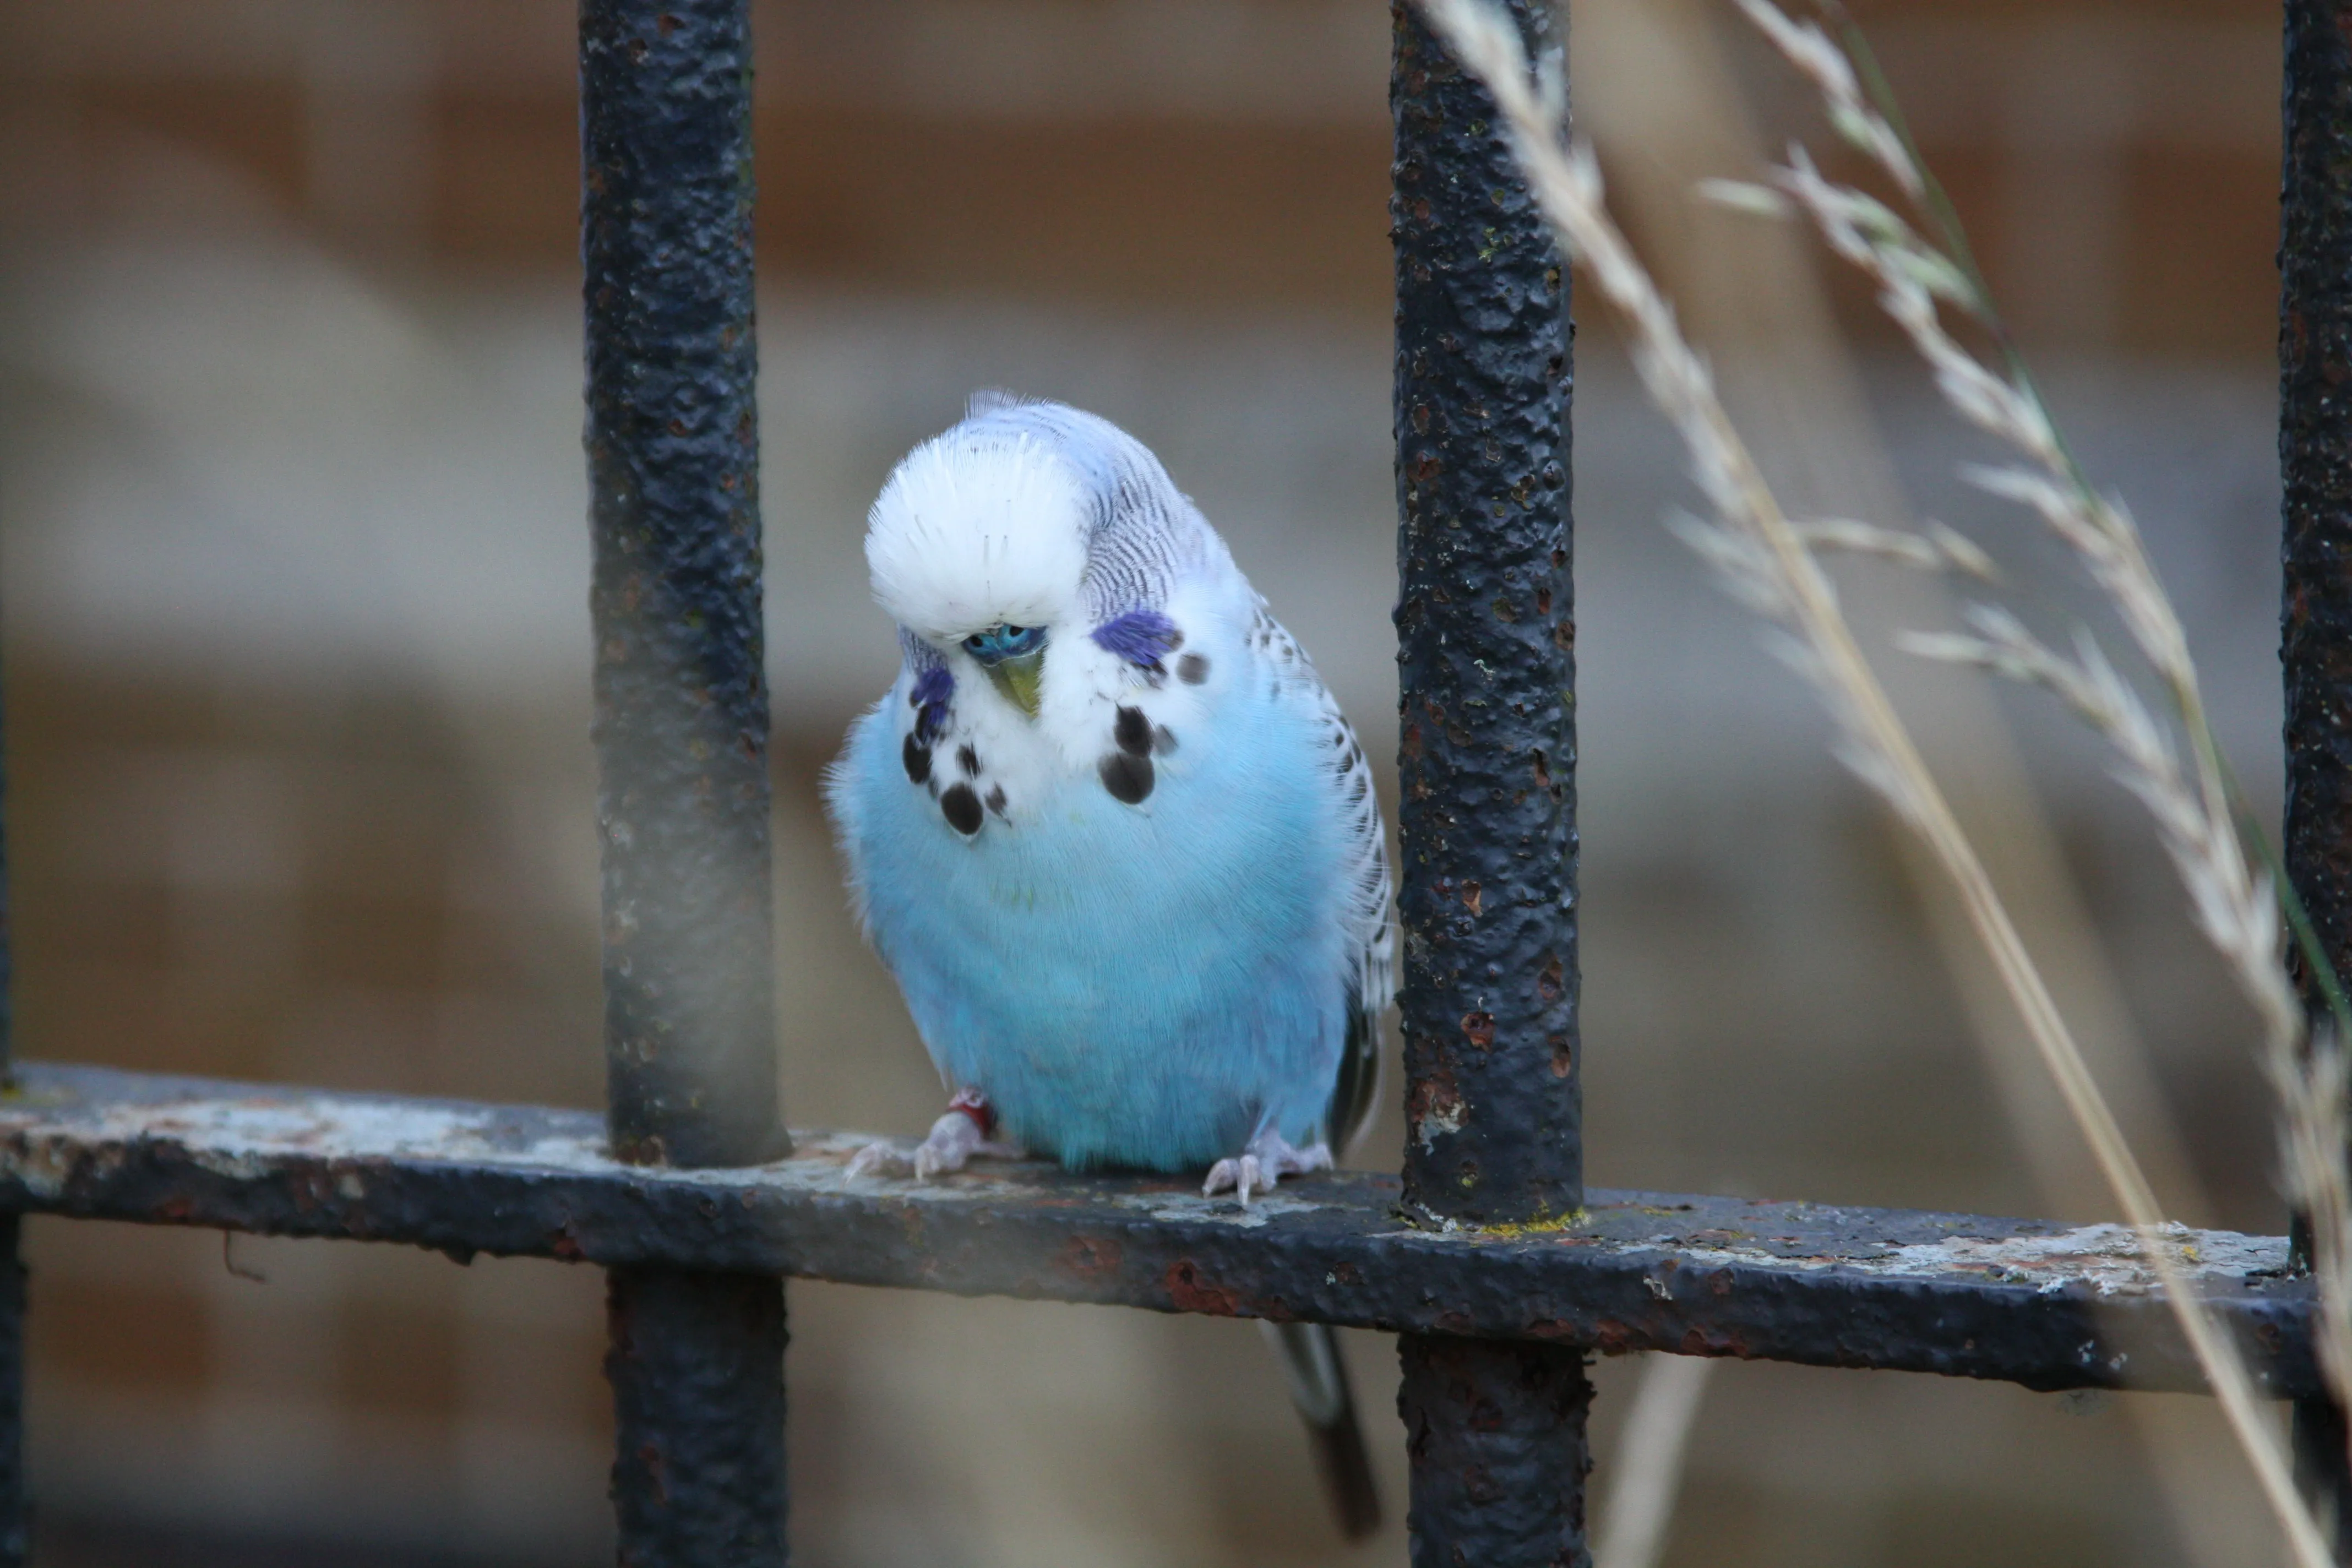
[
  {"xmin": 1391, "ymin": 1, "xmax": 1588, "ymax": 1562},
  {"xmin": 0, "ymin": 652, "xmax": 24, "ymax": 1568},
  {"xmin": 583, "ymin": 0, "xmax": 775, "ymax": 1175},
  {"xmin": 1391, "ymin": 1, "xmax": 1580, "ymax": 1237},
  {"xmin": 580, "ymin": 1, "xmax": 786, "ymax": 1561},
  {"xmin": 0, "ymin": 1063, "xmax": 2322, "ymax": 1397},
  {"xmin": 2281, "ymin": 0, "xmax": 2352, "ymax": 1546},
  {"xmin": 1398, "ymin": 1337, "xmax": 1593, "ymax": 1561}
]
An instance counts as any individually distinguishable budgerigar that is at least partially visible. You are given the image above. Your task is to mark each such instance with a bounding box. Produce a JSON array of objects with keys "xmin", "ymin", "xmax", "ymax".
[{"xmin": 826, "ymin": 394, "xmax": 1393, "ymax": 1536}]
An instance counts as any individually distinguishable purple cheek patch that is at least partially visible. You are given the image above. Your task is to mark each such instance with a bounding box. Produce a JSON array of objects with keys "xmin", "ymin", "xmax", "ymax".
[
  {"xmin": 1091, "ymin": 609, "xmax": 1182, "ymax": 671},
  {"xmin": 910, "ymin": 666, "xmax": 954, "ymax": 743}
]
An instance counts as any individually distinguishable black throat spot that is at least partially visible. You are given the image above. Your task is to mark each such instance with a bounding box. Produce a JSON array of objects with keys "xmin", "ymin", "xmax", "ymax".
[
  {"xmin": 940, "ymin": 783, "xmax": 984, "ymax": 836},
  {"xmin": 1099, "ymin": 752, "xmax": 1153, "ymax": 804},
  {"xmin": 1113, "ymin": 705, "xmax": 1152, "ymax": 757}
]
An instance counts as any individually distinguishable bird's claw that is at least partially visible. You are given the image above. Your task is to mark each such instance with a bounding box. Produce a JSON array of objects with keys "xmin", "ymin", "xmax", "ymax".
[
  {"xmin": 849, "ymin": 1108, "xmax": 1020, "ymax": 1183},
  {"xmin": 1203, "ymin": 1133, "xmax": 1332, "ymax": 1206}
]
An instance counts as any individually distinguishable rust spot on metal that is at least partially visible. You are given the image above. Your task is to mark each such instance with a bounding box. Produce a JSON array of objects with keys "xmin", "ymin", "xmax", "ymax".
[
  {"xmin": 1461, "ymin": 1012, "xmax": 1495, "ymax": 1050},
  {"xmin": 1166, "ymin": 1260, "xmax": 1241, "ymax": 1315},
  {"xmin": 1059, "ymin": 1234, "xmax": 1123, "ymax": 1280},
  {"xmin": 1591, "ymin": 1319, "xmax": 1637, "ymax": 1354},
  {"xmin": 1409, "ymin": 1067, "xmax": 1467, "ymax": 1147}
]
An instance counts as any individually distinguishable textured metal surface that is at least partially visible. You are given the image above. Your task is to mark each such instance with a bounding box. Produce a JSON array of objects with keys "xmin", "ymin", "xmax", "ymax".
[
  {"xmin": 2283, "ymin": 0, "xmax": 2352, "ymax": 985},
  {"xmin": 2281, "ymin": 1, "xmax": 2352, "ymax": 1540},
  {"xmin": 1400, "ymin": 1336, "xmax": 1592, "ymax": 1568},
  {"xmin": 581, "ymin": 4, "xmax": 785, "ymax": 1560},
  {"xmin": 1390, "ymin": 0, "xmax": 1578, "ymax": 1232},
  {"xmin": 1391, "ymin": 4, "xmax": 1588, "ymax": 1561},
  {"xmin": 582, "ymin": 0, "xmax": 779, "ymax": 1172},
  {"xmin": 0, "ymin": 653, "xmax": 12, "ymax": 1085},
  {"xmin": 0, "ymin": 660, "xmax": 21, "ymax": 1568},
  {"xmin": 608, "ymin": 1268, "xmax": 788, "ymax": 1566},
  {"xmin": 0, "ymin": 1217, "xmax": 24, "ymax": 1568},
  {"xmin": 0, "ymin": 1064, "xmax": 2320, "ymax": 1397}
]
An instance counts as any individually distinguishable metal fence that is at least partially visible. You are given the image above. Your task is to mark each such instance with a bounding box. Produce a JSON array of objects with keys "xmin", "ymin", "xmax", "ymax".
[{"xmin": 0, "ymin": 1, "xmax": 2340, "ymax": 1562}]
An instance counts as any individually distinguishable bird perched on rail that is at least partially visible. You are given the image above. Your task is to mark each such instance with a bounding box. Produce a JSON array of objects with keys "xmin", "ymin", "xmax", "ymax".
[{"xmin": 826, "ymin": 394, "xmax": 1392, "ymax": 1537}]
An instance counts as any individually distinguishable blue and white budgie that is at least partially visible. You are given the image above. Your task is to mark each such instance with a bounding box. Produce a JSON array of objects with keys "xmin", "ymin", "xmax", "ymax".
[{"xmin": 827, "ymin": 394, "xmax": 1392, "ymax": 1537}]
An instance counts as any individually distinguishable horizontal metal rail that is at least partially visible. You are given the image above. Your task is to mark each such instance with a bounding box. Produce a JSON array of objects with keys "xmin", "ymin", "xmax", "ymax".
[{"xmin": 0, "ymin": 1062, "xmax": 2316, "ymax": 1399}]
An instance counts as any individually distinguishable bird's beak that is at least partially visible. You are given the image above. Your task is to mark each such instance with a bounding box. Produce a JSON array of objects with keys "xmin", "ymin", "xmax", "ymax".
[{"xmin": 984, "ymin": 649, "xmax": 1046, "ymax": 718}]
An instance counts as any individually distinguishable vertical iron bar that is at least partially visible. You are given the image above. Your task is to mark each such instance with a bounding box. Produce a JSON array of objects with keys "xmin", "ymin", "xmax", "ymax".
[
  {"xmin": 1392, "ymin": 0, "xmax": 1580, "ymax": 1232},
  {"xmin": 605, "ymin": 1269, "xmax": 787, "ymax": 1565},
  {"xmin": 2283, "ymin": 0, "xmax": 2352, "ymax": 1551},
  {"xmin": 581, "ymin": 2, "xmax": 786, "ymax": 1564},
  {"xmin": 1391, "ymin": 4, "xmax": 1589, "ymax": 1565},
  {"xmin": 0, "ymin": 647, "xmax": 27, "ymax": 1566}
]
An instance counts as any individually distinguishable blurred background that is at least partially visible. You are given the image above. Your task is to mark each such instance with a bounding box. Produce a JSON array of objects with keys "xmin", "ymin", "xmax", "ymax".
[{"xmin": 0, "ymin": 0, "xmax": 2299, "ymax": 1563}]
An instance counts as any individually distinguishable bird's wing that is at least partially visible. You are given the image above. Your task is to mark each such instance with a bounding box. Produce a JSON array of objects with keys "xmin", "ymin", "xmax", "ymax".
[{"xmin": 1243, "ymin": 598, "xmax": 1395, "ymax": 1152}]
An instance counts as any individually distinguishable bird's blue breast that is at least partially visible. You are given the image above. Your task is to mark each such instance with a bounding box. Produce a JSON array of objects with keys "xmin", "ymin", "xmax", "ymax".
[{"xmin": 829, "ymin": 674, "xmax": 1353, "ymax": 1172}]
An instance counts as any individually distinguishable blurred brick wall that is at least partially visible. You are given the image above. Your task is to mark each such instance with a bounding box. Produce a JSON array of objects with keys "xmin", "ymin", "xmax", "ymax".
[{"xmin": 0, "ymin": 0, "xmax": 2288, "ymax": 354}]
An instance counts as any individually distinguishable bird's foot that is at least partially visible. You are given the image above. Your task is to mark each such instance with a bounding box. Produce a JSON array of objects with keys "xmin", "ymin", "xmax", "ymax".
[
  {"xmin": 847, "ymin": 1091, "xmax": 1022, "ymax": 1182},
  {"xmin": 1203, "ymin": 1130, "xmax": 1333, "ymax": 1206}
]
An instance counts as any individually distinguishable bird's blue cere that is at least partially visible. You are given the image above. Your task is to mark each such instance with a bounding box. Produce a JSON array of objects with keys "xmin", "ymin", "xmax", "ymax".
[{"xmin": 960, "ymin": 623, "xmax": 1046, "ymax": 665}]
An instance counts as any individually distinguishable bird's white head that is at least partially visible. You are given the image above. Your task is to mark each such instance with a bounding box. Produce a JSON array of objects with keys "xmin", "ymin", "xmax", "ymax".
[
  {"xmin": 867, "ymin": 395, "xmax": 1212, "ymax": 737},
  {"xmin": 865, "ymin": 418, "xmax": 1095, "ymax": 720},
  {"xmin": 866, "ymin": 423, "xmax": 1090, "ymax": 646}
]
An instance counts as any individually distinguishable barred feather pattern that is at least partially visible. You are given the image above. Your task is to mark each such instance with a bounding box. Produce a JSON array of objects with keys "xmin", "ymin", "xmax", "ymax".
[
  {"xmin": 961, "ymin": 394, "xmax": 1215, "ymax": 626},
  {"xmin": 1245, "ymin": 600, "xmax": 1396, "ymax": 1148}
]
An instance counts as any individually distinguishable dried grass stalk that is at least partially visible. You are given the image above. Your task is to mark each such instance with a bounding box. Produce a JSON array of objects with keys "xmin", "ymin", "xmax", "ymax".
[
  {"xmin": 1410, "ymin": 3, "xmax": 2334, "ymax": 1561},
  {"xmin": 1731, "ymin": 0, "xmax": 2352, "ymax": 1467},
  {"xmin": 1595, "ymin": 1354, "xmax": 1716, "ymax": 1568}
]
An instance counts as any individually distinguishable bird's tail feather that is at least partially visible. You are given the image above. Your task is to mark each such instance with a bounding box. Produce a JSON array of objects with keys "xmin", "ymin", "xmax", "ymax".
[{"xmin": 1263, "ymin": 1320, "xmax": 1381, "ymax": 1540}]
